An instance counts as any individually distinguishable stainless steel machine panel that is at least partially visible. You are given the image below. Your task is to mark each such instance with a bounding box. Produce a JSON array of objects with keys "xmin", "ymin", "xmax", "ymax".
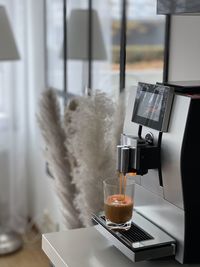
[
  {"xmin": 134, "ymin": 184, "xmax": 185, "ymax": 262},
  {"xmin": 124, "ymin": 87, "xmax": 186, "ymax": 209},
  {"xmin": 161, "ymin": 94, "xmax": 190, "ymax": 209}
]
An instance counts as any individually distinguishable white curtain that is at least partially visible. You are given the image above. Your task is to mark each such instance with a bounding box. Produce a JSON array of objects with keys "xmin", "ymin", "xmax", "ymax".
[{"xmin": 0, "ymin": 0, "xmax": 28, "ymax": 233}]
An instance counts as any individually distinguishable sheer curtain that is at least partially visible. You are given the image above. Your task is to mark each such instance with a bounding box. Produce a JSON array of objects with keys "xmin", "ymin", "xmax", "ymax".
[{"xmin": 0, "ymin": 0, "xmax": 28, "ymax": 233}]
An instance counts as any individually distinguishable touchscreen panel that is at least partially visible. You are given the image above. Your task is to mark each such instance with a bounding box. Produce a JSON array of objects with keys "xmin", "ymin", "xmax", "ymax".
[{"xmin": 132, "ymin": 82, "xmax": 174, "ymax": 132}]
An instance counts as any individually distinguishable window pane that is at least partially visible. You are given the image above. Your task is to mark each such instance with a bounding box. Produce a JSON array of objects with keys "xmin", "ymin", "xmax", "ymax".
[
  {"xmin": 92, "ymin": 0, "xmax": 121, "ymax": 99},
  {"xmin": 46, "ymin": 0, "xmax": 64, "ymax": 92},
  {"xmin": 126, "ymin": 0, "xmax": 166, "ymax": 87},
  {"xmin": 67, "ymin": 0, "xmax": 88, "ymax": 96}
]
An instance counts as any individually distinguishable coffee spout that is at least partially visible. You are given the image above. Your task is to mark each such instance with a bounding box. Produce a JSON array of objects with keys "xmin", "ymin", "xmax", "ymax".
[
  {"xmin": 120, "ymin": 147, "xmax": 130, "ymax": 174},
  {"xmin": 117, "ymin": 145, "xmax": 132, "ymax": 175}
]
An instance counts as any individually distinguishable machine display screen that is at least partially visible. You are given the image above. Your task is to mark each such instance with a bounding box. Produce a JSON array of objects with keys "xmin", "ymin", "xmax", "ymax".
[
  {"xmin": 132, "ymin": 82, "xmax": 174, "ymax": 132},
  {"xmin": 137, "ymin": 91, "xmax": 162, "ymax": 122}
]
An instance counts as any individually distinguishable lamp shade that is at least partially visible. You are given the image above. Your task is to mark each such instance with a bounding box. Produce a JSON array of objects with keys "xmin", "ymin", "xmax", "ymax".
[
  {"xmin": 67, "ymin": 9, "xmax": 107, "ymax": 61},
  {"xmin": 0, "ymin": 6, "xmax": 20, "ymax": 60}
]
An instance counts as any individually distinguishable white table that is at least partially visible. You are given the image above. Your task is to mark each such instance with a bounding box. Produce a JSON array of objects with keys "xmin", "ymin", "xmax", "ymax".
[{"xmin": 42, "ymin": 226, "xmax": 196, "ymax": 267}]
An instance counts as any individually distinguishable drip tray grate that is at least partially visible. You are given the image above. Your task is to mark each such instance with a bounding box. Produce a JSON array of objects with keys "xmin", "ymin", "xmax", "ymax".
[
  {"xmin": 100, "ymin": 216, "xmax": 153, "ymax": 243},
  {"xmin": 121, "ymin": 223, "xmax": 153, "ymax": 242}
]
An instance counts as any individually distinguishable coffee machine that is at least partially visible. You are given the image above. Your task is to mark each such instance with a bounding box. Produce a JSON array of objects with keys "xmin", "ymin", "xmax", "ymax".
[{"xmin": 93, "ymin": 81, "xmax": 200, "ymax": 264}]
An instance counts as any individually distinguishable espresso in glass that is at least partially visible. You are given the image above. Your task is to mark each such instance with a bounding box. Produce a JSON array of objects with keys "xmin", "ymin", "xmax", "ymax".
[
  {"xmin": 103, "ymin": 175, "xmax": 135, "ymax": 230},
  {"xmin": 104, "ymin": 194, "xmax": 133, "ymax": 223}
]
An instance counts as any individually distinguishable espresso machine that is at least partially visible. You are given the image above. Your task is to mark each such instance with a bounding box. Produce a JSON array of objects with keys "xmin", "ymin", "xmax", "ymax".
[{"xmin": 93, "ymin": 81, "xmax": 200, "ymax": 264}]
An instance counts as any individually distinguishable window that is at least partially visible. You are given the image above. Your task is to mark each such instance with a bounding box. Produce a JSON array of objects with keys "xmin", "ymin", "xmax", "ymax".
[
  {"xmin": 92, "ymin": 0, "xmax": 121, "ymax": 98},
  {"xmin": 45, "ymin": 0, "xmax": 168, "ymax": 101},
  {"xmin": 125, "ymin": 0, "xmax": 166, "ymax": 87},
  {"xmin": 45, "ymin": 0, "xmax": 65, "ymax": 95}
]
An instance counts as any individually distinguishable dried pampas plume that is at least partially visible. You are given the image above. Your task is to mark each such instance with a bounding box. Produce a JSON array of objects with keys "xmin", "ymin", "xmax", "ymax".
[
  {"xmin": 64, "ymin": 90, "xmax": 122, "ymax": 226},
  {"xmin": 37, "ymin": 88, "xmax": 126, "ymax": 228},
  {"xmin": 37, "ymin": 89, "xmax": 82, "ymax": 229}
]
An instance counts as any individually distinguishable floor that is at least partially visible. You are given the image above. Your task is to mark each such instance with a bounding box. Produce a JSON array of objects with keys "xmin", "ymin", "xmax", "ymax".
[{"xmin": 0, "ymin": 230, "xmax": 50, "ymax": 267}]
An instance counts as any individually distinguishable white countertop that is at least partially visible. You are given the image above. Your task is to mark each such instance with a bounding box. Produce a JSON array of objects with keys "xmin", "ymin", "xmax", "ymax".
[{"xmin": 42, "ymin": 226, "xmax": 195, "ymax": 267}]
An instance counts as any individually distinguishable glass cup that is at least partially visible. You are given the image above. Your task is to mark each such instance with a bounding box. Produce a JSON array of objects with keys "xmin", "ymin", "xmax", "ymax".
[{"xmin": 103, "ymin": 175, "xmax": 135, "ymax": 231}]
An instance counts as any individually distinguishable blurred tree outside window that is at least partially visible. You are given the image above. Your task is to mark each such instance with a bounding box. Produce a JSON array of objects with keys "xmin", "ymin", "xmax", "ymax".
[{"xmin": 123, "ymin": 0, "xmax": 165, "ymax": 87}]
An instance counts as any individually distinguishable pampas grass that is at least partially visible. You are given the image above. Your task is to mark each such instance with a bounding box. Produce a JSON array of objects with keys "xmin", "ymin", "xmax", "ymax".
[
  {"xmin": 37, "ymin": 89, "xmax": 82, "ymax": 229},
  {"xmin": 64, "ymin": 91, "xmax": 117, "ymax": 226},
  {"xmin": 37, "ymin": 89, "xmax": 126, "ymax": 228}
]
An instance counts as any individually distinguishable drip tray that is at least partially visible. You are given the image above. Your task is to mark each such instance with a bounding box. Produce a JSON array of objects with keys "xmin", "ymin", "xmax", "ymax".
[{"xmin": 92, "ymin": 211, "xmax": 176, "ymax": 262}]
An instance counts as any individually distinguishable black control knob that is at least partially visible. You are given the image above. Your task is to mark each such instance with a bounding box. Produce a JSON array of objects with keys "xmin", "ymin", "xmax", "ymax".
[{"xmin": 145, "ymin": 132, "xmax": 154, "ymax": 145}]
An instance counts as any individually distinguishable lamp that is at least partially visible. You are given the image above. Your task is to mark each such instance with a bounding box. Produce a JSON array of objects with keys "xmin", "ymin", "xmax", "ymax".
[
  {"xmin": 0, "ymin": 6, "xmax": 22, "ymax": 255},
  {"xmin": 0, "ymin": 7, "xmax": 19, "ymax": 60},
  {"xmin": 67, "ymin": 9, "xmax": 107, "ymax": 94}
]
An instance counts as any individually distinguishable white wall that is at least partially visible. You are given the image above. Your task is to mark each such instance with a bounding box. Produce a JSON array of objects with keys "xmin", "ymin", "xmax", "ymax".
[
  {"xmin": 169, "ymin": 15, "xmax": 200, "ymax": 81},
  {"xmin": 27, "ymin": 0, "xmax": 62, "ymax": 231}
]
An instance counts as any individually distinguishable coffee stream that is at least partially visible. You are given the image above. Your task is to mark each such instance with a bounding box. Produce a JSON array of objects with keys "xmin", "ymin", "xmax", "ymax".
[{"xmin": 119, "ymin": 172, "xmax": 126, "ymax": 198}]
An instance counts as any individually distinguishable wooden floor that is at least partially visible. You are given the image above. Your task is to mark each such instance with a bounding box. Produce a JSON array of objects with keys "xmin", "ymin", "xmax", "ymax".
[{"xmin": 0, "ymin": 230, "xmax": 50, "ymax": 267}]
